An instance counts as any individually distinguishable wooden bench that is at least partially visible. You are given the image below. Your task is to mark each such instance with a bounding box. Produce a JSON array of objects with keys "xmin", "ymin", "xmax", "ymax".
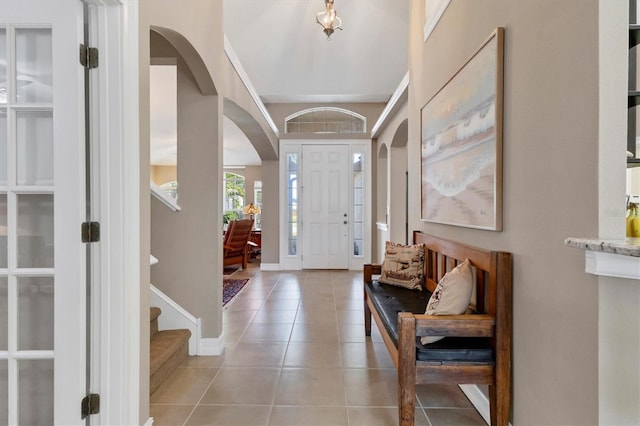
[{"xmin": 364, "ymin": 231, "xmax": 512, "ymax": 426}]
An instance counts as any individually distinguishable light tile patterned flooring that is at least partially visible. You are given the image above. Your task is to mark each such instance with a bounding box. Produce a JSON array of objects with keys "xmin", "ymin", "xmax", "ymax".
[{"xmin": 150, "ymin": 263, "xmax": 486, "ymax": 426}]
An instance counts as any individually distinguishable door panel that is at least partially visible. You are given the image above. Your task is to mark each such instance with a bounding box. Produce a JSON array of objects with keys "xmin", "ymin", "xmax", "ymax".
[
  {"xmin": 0, "ymin": 1, "xmax": 86, "ymax": 424},
  {"xmin": 302, "ymin": 144, "xmax": 349, "ymax": 269}
]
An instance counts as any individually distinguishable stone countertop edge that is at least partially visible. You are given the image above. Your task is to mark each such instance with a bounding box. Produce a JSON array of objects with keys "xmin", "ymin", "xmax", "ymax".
[{"xmin": 564, "ymin": 237, "xmax": 640, "ymax": 257}]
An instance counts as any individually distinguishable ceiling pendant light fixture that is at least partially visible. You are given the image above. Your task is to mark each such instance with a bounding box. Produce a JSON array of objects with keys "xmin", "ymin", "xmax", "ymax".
[{"xmin": 316, "ymin": 0, "xmax": 343, "ymax": 40}]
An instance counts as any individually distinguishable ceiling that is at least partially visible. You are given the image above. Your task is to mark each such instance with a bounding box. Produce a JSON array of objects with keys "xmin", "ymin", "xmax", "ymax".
[
  {"xmin": 150, "ymin": 0, "xmax": 409, "ymax": 168},
  {"xmin": 224, "ymin": 0, "xmax": 409, "ymax": 104}
]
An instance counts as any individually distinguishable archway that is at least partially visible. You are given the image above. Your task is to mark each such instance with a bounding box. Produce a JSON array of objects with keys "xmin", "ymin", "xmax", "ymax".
[
  {"xmin": 389, "ymin": 118, "xmax": 408, "ymax": 244},
  {"xmin": 148, "ymin": 28, "xmax": 224, "ymax": 359},
  {"xmin": 375, "ymin": 144, "xmax": 389, "ymax": 262}
]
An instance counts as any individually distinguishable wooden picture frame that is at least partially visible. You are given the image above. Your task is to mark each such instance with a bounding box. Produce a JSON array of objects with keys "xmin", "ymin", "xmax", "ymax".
[{"xmin": 420, "ymin": 27, "xmax": 504, "ymax": 230}]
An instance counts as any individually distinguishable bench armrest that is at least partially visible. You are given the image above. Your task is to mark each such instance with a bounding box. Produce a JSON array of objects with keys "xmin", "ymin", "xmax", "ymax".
[
  {"xmin": 364, "ymin": 264, "xmax": 382, "ymax": 283},
  {"xmin": 411, "ymin": 314, "xmax": 496, "ymax": 338}
]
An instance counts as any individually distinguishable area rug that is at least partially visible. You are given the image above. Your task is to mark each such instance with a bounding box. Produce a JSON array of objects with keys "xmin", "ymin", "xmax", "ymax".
[
  {"xmin": 223, "ymin": 266, "xmax": 239, "ymax": 276},
  {"xmin": 223, "ymin": 278, "xmax": 249, "ymax": 306}
]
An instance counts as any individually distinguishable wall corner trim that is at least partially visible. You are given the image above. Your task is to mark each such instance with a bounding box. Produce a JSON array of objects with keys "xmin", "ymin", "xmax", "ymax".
[
  {"xmin": 371, "ymin": 71, "xmax": 409, "ymax": 138},
  {"xmin": 260, "ymin": 263, "xmax": 281, "ymax": 271},
  {"xmin": 224, "ymin": 35, "xmax": 280, "ymax": 137},
  {"xmin": 150, "ymin": 181, "xmax": 181, "ymax": 211},
  {"xmin": 198, "ymin": 337, "xmax": 225, "ymax": 356},
  {"xmin": 459, "ymin": 384, "xmax": 513, "ymax": 426}
]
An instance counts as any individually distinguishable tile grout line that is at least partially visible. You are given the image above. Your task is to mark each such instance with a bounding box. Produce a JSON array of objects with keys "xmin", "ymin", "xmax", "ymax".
[
  {"xmin": 180, "ymin": 364, "xmax": 223, "ymax": 426},
  {"xmin": 330, "ymin": 273, "xmax": 353, "ymax": 426},
  {"xmin": 192, "ymin": 268, "xmax": 277, "ymax": 425},
  {"xmin": 223, "ymin": 269, "xmax": 276, "ymax": 352},
  {"xmin": 264, "ymin": 273, "xmax": 294, "ymax": 426}
]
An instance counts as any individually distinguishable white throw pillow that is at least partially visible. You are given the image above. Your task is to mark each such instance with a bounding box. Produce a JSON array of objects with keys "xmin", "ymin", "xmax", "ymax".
[{"xmin": 420, "ymin": 258, "xmax": 474, "ymax": 345}]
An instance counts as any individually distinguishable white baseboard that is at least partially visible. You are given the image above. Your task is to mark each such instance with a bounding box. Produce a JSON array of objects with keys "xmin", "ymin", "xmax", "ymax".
[
  {"xmin": 459, "ymin": 384, "xmax": 512, "ymax": 426},
  {"xmin": 459, "ymin": 384, "xmax": 490, "ymax": 425},
  {"xmin": 144, "ymin": 417, "xmax": 154, "ymax": 426},
  {"xmin": 198, "ymin": 336, "xmax": 225, "ymax": 356},
  {"xmin": 260, "ymin": 263, "xmax": 280, "ymax": 271}
]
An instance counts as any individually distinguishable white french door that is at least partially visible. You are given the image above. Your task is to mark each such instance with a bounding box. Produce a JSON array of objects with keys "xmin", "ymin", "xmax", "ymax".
[
  {"xmin": 0, "ymin": 1, "xmax": 87, "ymax": 424},
  {"xmin": 301, "ymin": 144, "xmax": 349, "ymax": 269}
]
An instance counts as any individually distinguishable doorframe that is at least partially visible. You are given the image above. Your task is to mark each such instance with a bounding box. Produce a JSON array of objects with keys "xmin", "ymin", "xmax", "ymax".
[
  {"xmin": 83, "ymin": 0, "xmax": 141, "ymax": 424},
  {"xmin": 279, "ymin": 139, "xmax": 371, "ymax": 271}
]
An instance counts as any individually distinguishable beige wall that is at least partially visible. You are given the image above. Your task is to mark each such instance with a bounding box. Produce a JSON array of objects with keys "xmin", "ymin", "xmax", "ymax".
[
  {"xmin": 407, "ymin": 0, "xmax": 600, "ymax": 424},
  {"xmin": 141, "ymin": 0, "xmax": 279, "ymax": 377},
  {"xmin": 629, "ymin": 168, "xmax": 640, "ymax": 195},
  {"xmin": 139, "ymin": 10, "xmax": 280, "ymax": 423},
  {"xmin": 149, "ymin": 32, "xmax": 223, "ymax": 337},
  {"xmin": 260, "ymin": 160, "xmax": 280, "ymax": 264},
  {"xmin": 376, "ymin": 145, "xmax": 388, "ymax": 226},
  {"xmin": 374, "ymin": 101, "xmax": 409, "ymax": 260},
  {"xmin": 150, "ymin": 165, "xmax": 177, "ymax": 186},
  {"xmin": 597, "ymin": 2, "xmax": 640, "ymax": 424},
  {"xmin": 139, "ymin": 2, "xmax": 224, "ymax": 422}
]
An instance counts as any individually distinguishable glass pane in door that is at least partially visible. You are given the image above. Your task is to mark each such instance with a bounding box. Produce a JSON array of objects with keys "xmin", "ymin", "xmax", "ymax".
[
  {"xmin": 17, "ymin": 276, "xmax": 53, "ymax": 350},
  {"xmin": 0, "ymin": 28, "xmax": 6, "ymax": 105},
  {"xmin": 0, "ymin": 28, "xmax": 5, "ymax": 185},
  {"xmin": 0, "ymin": 360, "xmax": 7, "ymax": 425},
  {"xmin": 18, "ymin": 359, "xmax": 53, "ymax": 425},
  {"xmin": 353, "ymin": 153, "xmax": 364, "ymax": 257},
  {"xmin": 16, "ymin": 111, "xmax": 53, "ymax": 186},
  {"xmin": 0, "ymin": 277, "xmax": 6, "ymax": 350},
  {"xmin": 17, "ymin": 194, "xmax": 54, "ymax": 268},
  {"xmin": 0, "ymin": 108, "xmax": 6, "ymax": 185},
  {"xmin": 0, "ymin": 194, "xmax": 6, "ymax": 268},
  {"xmin": 15, "ymin": 28, "xmax": 52, "ymax": 104},
  {"xmin": 287, "ymin": 153, "xmax": 298, "ymax": 256}
]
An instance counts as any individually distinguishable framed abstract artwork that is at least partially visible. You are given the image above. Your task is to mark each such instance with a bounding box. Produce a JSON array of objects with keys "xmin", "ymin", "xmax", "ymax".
[{"xmin": 420, "ymin": 27, "xmax": 504, "ymax": 230}]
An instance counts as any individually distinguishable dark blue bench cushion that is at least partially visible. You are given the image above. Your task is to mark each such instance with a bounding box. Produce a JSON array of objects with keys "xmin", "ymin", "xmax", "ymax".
[{"xmin": 365, "ymin": 280, "xmax": 494, "ymax": 364}]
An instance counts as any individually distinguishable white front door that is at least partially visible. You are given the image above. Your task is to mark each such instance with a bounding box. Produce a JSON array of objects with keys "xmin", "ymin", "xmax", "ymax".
[
  {"xmin": 0, "ymin": 1, "xmax": 87, "ymax": 424},
  {"xmin": 302, "ymin": 144, "xmax": 349, "ymax": 269}
]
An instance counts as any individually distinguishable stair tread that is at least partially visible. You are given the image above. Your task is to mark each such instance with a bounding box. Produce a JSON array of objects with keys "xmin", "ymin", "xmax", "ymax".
[
  {"xmin": 150, "ymin": 307, "xmax": 161, "ymax": 322},
  {"xmin": 150, "ymin": 329, "xmax": 191, "ymax": 374}
]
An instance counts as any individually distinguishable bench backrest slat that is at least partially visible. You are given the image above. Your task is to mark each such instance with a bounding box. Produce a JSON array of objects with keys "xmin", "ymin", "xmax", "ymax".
[{"xmin": 413, "ymin": 231, "xmax": 510, "ymax": 323}]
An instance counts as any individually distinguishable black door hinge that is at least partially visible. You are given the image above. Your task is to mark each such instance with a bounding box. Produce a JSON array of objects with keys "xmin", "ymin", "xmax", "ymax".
[
  {"xmin": 81, "ymin": 221, "xmax": 100, "ymax": 243},
  {"xmin": 81, "ymin": 393, "xmax": 100, "ymax": 419},
  {"xmin": 79, "ymin": 43, "xmax": 99, "ymax": 69}
]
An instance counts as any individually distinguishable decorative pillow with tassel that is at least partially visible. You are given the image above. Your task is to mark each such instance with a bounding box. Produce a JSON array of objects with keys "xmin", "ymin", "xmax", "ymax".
[{"xmin": 378, "ymin": 241, "xmax": 425, "ymax": 290}]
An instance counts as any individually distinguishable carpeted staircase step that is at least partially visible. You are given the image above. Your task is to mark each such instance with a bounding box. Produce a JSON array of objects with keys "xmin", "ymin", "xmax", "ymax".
[
  {"xmin": 150, "ymin": 306, "xmax": 161, "ymax": 337},
  {"xmin": 149, "ymin": 306, "xmax": 192, "ymax": 395}
]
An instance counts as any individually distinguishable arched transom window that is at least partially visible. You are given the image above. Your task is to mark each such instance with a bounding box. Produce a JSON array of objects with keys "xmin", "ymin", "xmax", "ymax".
[{"xmin": 285, "ymin": 107, "xmax": 366, "ymax": 134}]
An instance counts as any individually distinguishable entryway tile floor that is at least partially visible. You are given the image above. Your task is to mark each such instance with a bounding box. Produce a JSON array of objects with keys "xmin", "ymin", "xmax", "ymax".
[{"xmin": 150, "ymin": 263, "xmax": 487, "ymax": 426}]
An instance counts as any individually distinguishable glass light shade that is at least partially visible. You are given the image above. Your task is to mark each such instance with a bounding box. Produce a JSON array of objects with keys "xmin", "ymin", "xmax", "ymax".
[
  {"xmin": 243, "ymin": 203, "xmax": 261, "ymax": 216},
  {"xmin": 315, "ymin": 0, "xmax": 342, "ymax": 39}
]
